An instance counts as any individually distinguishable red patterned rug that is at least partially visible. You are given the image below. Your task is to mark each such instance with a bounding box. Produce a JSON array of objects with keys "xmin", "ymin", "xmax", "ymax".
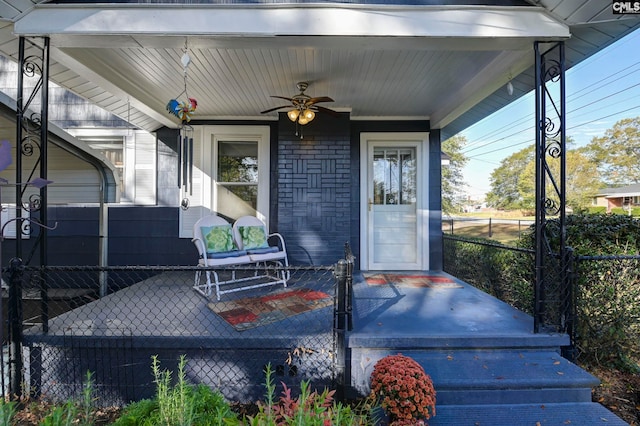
[
  {"xmin": 364, "ymin": 273, "xmax": 463, "ymax": 289},
  {"xmin": 208, "ymin": 288, "xmax": 333, "ymax": 331}
]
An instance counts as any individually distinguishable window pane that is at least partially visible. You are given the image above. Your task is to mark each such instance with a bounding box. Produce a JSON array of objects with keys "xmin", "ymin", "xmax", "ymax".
[
  {"xmin": 373, "ymin": 147, "xmax": 416, "ymax": 205},
  {"xmin": 218, "ymin": 184, "xmax": 258, "ymax": 211},
  {"xmin": 218, "ymin": 141, "xmax": 258, "ymax": 183},
  {"xmin": 400, "ymin": 149, "xmax": 416, "ymax": 205}
]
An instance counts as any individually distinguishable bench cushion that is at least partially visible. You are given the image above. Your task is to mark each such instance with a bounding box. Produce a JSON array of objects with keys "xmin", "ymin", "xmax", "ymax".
[
  {"xmin": 206, "ymin": 250, "xmax": 248, "ymax": 259},
  {"xmin": 201, "ymin": 224, "xmax": 237, "ymax": 253},
  {"xmin": 237, "ymin": 225, "xmax": 269, "ymax": 250},
  {"xmin": 246, "ymin": 246, "xmax": 280, "ymax": 255}
]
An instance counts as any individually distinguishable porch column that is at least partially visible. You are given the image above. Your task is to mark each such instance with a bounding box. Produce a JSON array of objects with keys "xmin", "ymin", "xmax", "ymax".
[{"xmin": 533, "ymin": 41, "xmax": 568, "ymax": 334}]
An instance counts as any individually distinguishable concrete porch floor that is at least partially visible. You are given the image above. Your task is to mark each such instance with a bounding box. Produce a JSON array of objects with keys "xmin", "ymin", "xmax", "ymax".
[
  {"xmin": 348, "ymin": 270, "xmax": 568, "ymax": 347},
  {"xmin": 17, "ymin": 268, "xmax": 628, "ymax": 423},
  {"xmin": 347, "ymin": 271, "xmax": 627, "ymax": 426}
]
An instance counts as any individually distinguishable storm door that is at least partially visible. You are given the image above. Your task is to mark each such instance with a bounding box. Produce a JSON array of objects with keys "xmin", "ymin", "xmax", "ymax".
[{"xmin": 361, "ymin": 134, "xmax": 427, "ymax": 271}]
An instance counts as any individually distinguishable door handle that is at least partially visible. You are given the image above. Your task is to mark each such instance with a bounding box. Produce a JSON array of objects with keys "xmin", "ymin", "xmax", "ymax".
[{"xmin": 368, "ymin": 198, "xmax": 373, "ymax": 211}]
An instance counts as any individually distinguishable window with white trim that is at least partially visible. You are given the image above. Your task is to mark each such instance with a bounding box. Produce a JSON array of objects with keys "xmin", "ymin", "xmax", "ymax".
[{"xmin": 179, "ymin": 125, "xmax": 270, "ymax": 237}]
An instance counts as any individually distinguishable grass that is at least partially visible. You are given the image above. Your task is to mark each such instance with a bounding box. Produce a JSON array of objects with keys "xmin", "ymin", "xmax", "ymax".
[{"xmin": 442, "ymin": 222, "xmax": 530, "ymax": 245}]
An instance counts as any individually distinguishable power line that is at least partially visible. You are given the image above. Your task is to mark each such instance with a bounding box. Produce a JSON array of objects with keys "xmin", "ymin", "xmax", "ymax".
[
  {"xmin": 462, "ymin": 82, "xmax": 640, "ymax": 155},
  {"xmin": 460, "ymin": 31, "xmax": 640, "ymax": 156},
  {"xmin": 466, "ymin": 103, "xmax": 640, "ymax": 160}
]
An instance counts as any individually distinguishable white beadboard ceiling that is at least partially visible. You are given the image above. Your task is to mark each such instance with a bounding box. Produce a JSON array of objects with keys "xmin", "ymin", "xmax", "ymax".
[{"xmin": 0, "ymin": 1, "xmax": 637, "ymax": 139}]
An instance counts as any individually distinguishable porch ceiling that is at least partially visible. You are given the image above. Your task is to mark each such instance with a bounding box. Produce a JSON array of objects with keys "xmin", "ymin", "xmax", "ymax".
[{"xmin": 0, "ymin": 1, "xmax": 638, "ymax": 137}]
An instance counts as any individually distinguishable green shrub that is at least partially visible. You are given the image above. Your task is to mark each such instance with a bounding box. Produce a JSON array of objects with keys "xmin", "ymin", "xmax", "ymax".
[
  {"xmin": 449, "ymin": 213, "xmax": 640, "ymax": 370},
  {"xmin": 41, "ymin": 401, "xmax": 77, "ymax": 426},
  {"xmin": 444, "ymin": 236, "xmax": 533, "ymax": 314},
  {"xmin": 114, "ymin": 355, "xmax": 238, "ymax": 426},
  {"xmin": 0, "ymin": 399, "xmax": 17, "ymax": 425},
  {"xmin": 574, "ymin": 257, "xmax": 640, "ymax": 371},
  {"xmin": 544, "ymin": 213, "xmax": 640, "ymax": 255},
  {"xmin": 523, "ymin": 213, "xmax": 640, "ymax": 370}
]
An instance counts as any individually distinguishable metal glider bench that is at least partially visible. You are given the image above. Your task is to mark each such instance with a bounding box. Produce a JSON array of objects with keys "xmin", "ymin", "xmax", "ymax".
[{"xmin": 192, "ymin": 215, "xmax": 289, "ymax": 300}]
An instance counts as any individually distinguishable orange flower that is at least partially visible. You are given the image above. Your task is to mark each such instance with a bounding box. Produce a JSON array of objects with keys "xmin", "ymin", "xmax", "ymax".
[{"xmin": 370, "ymin": 354, "xmax": 436, "ymax": 424}]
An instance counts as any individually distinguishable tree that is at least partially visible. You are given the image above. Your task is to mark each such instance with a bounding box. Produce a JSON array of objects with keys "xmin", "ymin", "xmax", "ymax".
[
  {"xmin": 584, "ymin": 117, "xmax": 640, "ymax": 185},
  {"xmin": 518, "ymin": 148, "xmax": 600, "ymax": 211},
  {"xmin": 485, "ymin": 146, "xmax": 534, "ymax": 210},
  {"xmin": 441, "ymin": 135, "xmax": 468, "ymax": 214}
]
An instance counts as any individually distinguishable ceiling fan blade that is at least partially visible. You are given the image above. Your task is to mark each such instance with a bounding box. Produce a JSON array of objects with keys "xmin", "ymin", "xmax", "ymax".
[
  {"xmin": 261, "ymin": 105, "xmax": 290, "ymax": 114},
  {"xmin": 270, "ymin": 95, "xmax": 294, "ymax": 102},
  {"xmin": 315, "ymin": 105, "xmax": 340, "ymax": 117},
  {"xmin": 306, "ymin": 96, "xmax": 334, "ymax": 105}
]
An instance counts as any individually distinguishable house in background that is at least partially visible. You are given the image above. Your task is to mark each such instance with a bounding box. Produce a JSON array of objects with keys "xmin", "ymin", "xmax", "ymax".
[
  {"xmin": 0, "ymin": 1, "xmax": 638, "ymax": 271},
  {"xmin": 595, "ymin": 183, "xmax": 640, "ymax": 213}
]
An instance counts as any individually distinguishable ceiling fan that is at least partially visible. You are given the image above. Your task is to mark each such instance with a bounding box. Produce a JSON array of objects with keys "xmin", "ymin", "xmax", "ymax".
[{"xmin": 261, "ymin": 82, "xmax": 337, "ymax": 137}]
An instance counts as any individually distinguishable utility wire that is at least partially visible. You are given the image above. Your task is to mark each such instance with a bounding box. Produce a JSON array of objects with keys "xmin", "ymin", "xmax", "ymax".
[
  {"xmin": 461, "ymin": 32, "xmax": 640, "ymax": 155},
  {"xmin": 462, "ymin": 80, "xmax": 640, "ymax": 155},
  {"xmin": 466, "ymin": 103, "xmax": 640, "ymax": 160}
]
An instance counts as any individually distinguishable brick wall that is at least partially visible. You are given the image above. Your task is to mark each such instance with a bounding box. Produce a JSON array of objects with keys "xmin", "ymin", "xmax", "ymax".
[{"xmin": 277, "ymin": 113, "xmax": 351, "ymax": 266}]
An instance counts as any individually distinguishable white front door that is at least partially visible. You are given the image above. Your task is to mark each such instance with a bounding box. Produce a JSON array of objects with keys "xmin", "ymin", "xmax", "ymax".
[{"xmin": 360, "ymin": 133, "xmax": 428, "ymax": 270}]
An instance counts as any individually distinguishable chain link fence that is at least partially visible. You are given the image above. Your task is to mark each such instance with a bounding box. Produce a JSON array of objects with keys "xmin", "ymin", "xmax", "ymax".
[
  {"xmin": 573, "ymin": 255, "xmax": 640, "ymax": 366},
  {"xmin": 442, "ymin": 235, "xmax": 535, "ymax": 316},
  {"xmin": 443, "ymin": 235, "xmax": 640, "ymax": 365},
  {"xmin": 3, "ymin": 263, "xmax": 343, "ymax": 406}
]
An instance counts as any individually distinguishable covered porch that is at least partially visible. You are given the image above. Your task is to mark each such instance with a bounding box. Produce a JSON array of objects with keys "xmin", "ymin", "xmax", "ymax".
[{"xmin": 14, "ymin": 264, "xmax": 627, "ymax": 424}]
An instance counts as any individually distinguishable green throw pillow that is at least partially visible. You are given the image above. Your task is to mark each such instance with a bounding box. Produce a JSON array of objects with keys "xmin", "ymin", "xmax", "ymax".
[
  {"xmin": 239, "ymin": 226, "xmax": 269, "ymax": 250},
  {"xmin": 201, "ymin": 225, "xmax": 236, "ymax": 253}
]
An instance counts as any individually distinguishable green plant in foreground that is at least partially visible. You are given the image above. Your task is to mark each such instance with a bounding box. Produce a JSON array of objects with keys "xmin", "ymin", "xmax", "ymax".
[
  {"xmin": 37, "ymin": 369, "xmax": 97, "ymax": 426},
  {"xmin": 41, "ymin": 401, "xmax": 78, "ymax": 426},
  {"xmin": 0, "ymin": 398, "xmax": 17, "ymax": 425},
  {"xmin": 79, "ymin": 370, "xmax": 97, "ymax": 426},
  {"xmin": 246, "ymin": 363, "xmax": 370, "ymax": 425},
  {"xmin": 114, "ymin": 355, "xmax": 237, "ymax": 426}
]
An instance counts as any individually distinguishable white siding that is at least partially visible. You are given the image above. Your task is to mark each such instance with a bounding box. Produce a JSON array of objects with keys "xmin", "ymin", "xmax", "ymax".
[
  {"xmin": 0, "ymin": 142, "xmax": 102, "ymax": 204},
  {"xmin": 124, "ymin": 130, "xmax": 156, "ymax": 205}
]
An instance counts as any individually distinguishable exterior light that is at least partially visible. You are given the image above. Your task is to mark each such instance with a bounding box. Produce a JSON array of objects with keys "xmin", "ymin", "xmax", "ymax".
[
  {"xmin": 302, "ymin": 109, "xmax": 315, "ymax": 122},
  {"xmin": 287, "ymin": 109, "xmax": 300, "ymax": 122}
]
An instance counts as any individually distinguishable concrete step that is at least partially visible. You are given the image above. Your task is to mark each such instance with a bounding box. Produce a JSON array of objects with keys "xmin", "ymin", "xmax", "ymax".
[
  {"xmin": 348, "ymin": 330, "xmax": 570, "ymax": 350},
  {"xmin": 427, "ymin": 402, "xmax": 628, "ymax": 426},
  {"xmin": 413, "ymin": 349, "xmax": 598, "ymax": 405},
  {"xmin": 350, "ymin": 349, "xmax": 599, "ymax": 405}
]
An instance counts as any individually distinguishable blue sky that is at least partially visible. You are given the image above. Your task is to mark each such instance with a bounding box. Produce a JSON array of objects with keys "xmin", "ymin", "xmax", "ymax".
[{"xmin": 459, "ymin": 28, "xmax": 640, "ymax": 200}]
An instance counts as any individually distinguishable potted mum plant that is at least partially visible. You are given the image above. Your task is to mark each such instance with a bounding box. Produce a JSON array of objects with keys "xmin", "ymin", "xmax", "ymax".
[{"xmin": 369, "ymin": 354, "xmax": 436, "ymax": 426}]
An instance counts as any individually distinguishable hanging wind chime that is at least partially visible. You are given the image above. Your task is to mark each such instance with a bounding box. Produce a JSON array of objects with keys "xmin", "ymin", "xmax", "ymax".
[{"xmin": 166, "ymin": 40, "xmax": 197, "ymax": 207}]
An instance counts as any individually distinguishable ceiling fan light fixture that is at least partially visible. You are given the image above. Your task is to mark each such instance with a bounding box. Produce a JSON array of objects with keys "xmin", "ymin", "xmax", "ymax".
[
  {"xmin": 287, "ymin": 109, "xmax": 300, "ymax": 122},
  {"xmin": 302, "ymin": 109, "xmax": 315, "ymax": 122},
  {"xmin": 298, "ymin": 115, "xmax": 310, "ymax": 125}
]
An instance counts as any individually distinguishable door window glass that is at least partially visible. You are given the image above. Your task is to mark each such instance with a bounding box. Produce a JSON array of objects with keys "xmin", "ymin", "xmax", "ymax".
[{"xmin": 373, "ymin": 148, "xmax": 416, "ymax": 205}]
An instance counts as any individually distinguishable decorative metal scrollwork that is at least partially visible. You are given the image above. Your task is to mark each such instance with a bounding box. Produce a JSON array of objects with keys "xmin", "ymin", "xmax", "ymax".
[
  {"xmin": 543, "ymin": 197, "xmax": 560, "ymax": 216},
  {"xmin": 27, "ymin": 193, "xmax": 42, "ymax": 212},
  {"xmin": 542, "ymin": 59, "xmax": 562, "ymax": 82},
  {"xmin": 14, "ymin": 36, "xmax": 50, "ymax": 256},
  {"xmin": 21, "ymin": 112, "xmax": 42, "ymax": 132},
  {"xmin": 543, "ymin": 117, "xmax": 562, "ymax": 140},
  {"xmin": 22, "ymin": 55, "xmax": 43, "ymax": 78},
  {"xmin": 20, "ymin": 135, "xmax": 40, "ymax": 157},
  {"xmin": 546, "ymin": 140, "xmax": 562, "ymax": 158}
]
